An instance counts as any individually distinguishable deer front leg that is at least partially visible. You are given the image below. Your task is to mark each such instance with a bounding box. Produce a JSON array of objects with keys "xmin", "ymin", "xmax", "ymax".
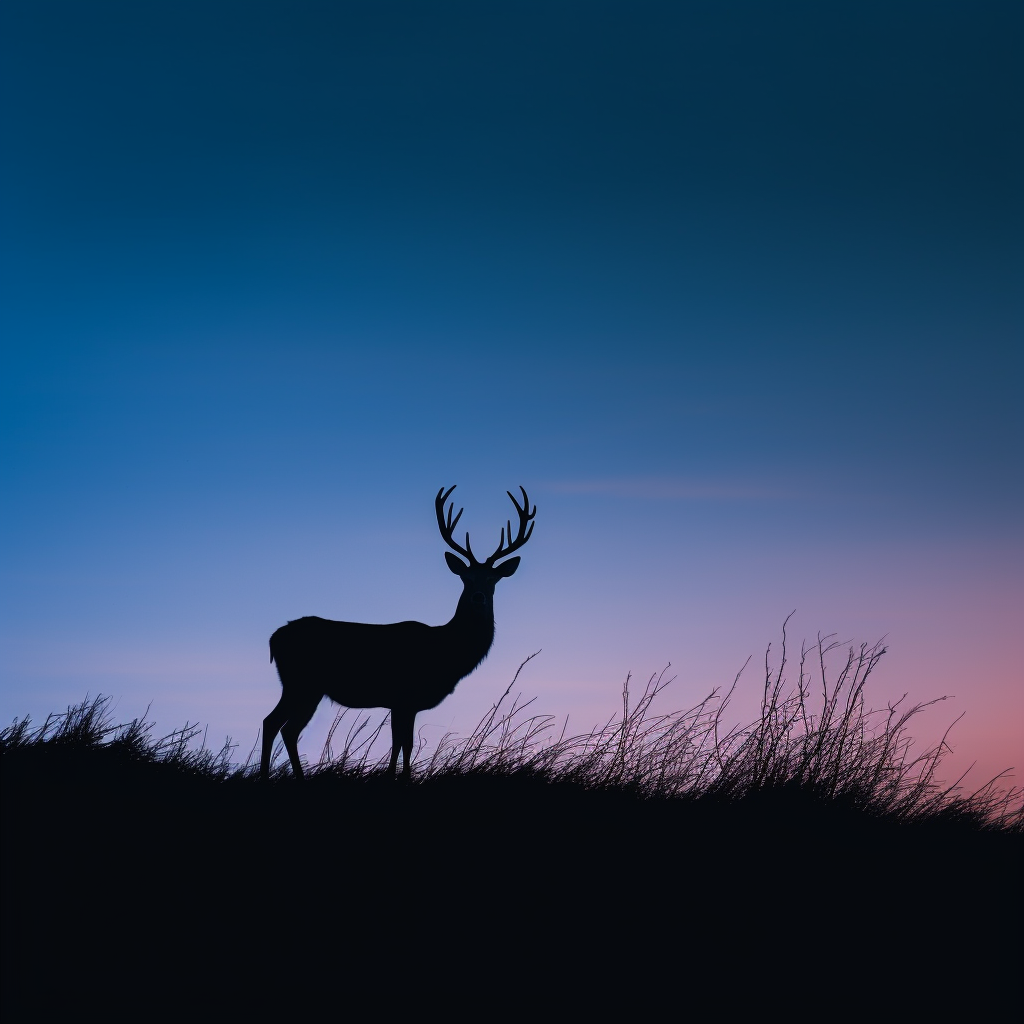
[{"xmin": 389, "ymin": 709, "xmax": 415, "ymax": 781}]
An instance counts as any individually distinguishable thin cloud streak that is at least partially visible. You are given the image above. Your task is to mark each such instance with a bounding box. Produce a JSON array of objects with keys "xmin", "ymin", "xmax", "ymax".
[{"xmin": 545, "ymin": 477, "xmax": 787, "ymax": 501}]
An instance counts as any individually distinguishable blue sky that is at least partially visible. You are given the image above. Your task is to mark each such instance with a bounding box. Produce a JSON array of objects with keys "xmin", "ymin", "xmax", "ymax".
[{"xmin": 2, "ymin": 2, "xmax": 1021, "ymax": 785}]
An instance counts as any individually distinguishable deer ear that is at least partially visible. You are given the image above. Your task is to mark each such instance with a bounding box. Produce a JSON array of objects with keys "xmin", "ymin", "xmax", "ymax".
[
  {"xmin": 445, "ymin": 551, "xmax": 468, "ymax": 575},
  {"xmin": 493, "ymin": 556, "xmax": 520, "ymax": 578}
]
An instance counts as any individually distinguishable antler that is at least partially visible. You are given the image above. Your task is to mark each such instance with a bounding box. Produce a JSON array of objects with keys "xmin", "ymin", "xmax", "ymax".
[
  {"xmin": 486, "ymin": 486, "xmax": 536, "ymax": 566},
  {"xmin": 435, "ymin": 485, "xmax": 479, "ymax": 564}
]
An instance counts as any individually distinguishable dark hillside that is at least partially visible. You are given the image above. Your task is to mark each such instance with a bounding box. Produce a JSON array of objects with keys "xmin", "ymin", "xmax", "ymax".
[{"xmin": 3, "ymin": 645, "xmax": 1021, "ymax": 1024}]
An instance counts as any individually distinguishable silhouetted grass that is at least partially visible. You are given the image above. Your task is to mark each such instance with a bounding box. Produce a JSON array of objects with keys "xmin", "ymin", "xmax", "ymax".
[{"xmin": 2, "ymin": 626, "xmax": 1021, "ymax": 1024}]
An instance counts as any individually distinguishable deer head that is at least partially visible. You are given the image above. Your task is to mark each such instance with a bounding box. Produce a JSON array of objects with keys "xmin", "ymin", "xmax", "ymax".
[{"xmin": 435, "ymin": 485, "xmax": 536, "ymax": 617}]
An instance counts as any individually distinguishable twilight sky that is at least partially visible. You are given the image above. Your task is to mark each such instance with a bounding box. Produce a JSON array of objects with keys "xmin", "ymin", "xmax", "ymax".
[{"xmin": 2, "ymin": 2, "xmax": 1021, "ymax": 788}]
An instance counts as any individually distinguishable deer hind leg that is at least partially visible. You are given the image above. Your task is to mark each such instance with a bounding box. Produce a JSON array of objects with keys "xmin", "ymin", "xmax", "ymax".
[
  {"xmin": 280, "ymin": 696, "xmax": 322, "ymax": 780},
  {"xmin": 387, "ymin": 711, "xmax": 400, "ymax": 778},
  {"xmin": 389, "ymin": 708, "xmax": 416, "ymax": 781},
  {"xmin": 261, "ymin": 695, "xmax": 292, "ymax": 779}
]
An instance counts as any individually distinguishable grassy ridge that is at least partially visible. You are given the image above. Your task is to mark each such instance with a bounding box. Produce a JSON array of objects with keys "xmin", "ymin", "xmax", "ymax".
[{"xmin": 2, "ymin": 631, "xmax": 1021, "ymax": 1023}]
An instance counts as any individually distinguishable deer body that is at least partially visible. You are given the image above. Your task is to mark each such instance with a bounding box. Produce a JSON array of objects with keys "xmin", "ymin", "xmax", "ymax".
[
  {"xmin": 260, "ymin": 486, "xmax": 535, "ymax": 780},
  {"xmin": 269, "ymin": 612, "xmax": 493, "ymax": 714}
]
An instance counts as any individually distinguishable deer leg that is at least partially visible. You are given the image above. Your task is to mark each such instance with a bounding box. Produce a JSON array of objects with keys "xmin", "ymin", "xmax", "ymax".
[
  {"xmin": 390, "ymin": 708, "xmax": 415, "ymax": 781},
  {"xmin": 387, "ymin": 711, "xmax": 401, "ymax": 778},
  {"xmin": 401, "ymin": 712, "xmax": 416, "ymax": 780},
  {"xmin": 261, "ymin": 695, "xmax": 291, "ymax": 779},
  {"xmin": 280, "ymin": 697, "xmax": 321, "ymax": 780},
  {"xmin": 388, "ymin": 709, "xmax": 415, "ymax": 780}
]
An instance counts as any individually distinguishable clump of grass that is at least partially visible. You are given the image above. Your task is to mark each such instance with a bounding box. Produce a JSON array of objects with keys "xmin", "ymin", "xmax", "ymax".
[
  {"xmin": 700, "ymin": 619, "xmax": 1022, "ymax": 827},
  {"xmin": 0, "ymin": 693, "xmax": 238, "ymax": 779}
]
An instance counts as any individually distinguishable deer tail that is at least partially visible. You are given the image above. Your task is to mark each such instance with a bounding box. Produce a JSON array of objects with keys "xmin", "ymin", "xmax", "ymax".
[{"xmin": 269, "ymin": 623, "xmax": 291, "ymax": 665}]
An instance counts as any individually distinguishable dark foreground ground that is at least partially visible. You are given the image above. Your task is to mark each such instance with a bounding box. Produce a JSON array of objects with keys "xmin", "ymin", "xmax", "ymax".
[{"xmin": 2, "ymin": 744, "xmax": 1021, "ymax": 1024}]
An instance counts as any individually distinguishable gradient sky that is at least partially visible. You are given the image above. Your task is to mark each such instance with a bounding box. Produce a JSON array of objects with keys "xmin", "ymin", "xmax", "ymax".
[{"xmin": 2, "ymin": 2, "xmax": 1021, "ymax": 789}]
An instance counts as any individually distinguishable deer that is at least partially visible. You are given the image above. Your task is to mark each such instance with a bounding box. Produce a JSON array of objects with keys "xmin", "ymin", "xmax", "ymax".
[{"xmin": 260, "ymin": 485, "xmax": 536, "ymax": 781}]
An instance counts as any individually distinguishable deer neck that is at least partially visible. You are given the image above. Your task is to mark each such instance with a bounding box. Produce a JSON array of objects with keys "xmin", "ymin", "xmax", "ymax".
[{"xmin": 444, "ymin": 592, "xmax": 496, "ymax": 663}]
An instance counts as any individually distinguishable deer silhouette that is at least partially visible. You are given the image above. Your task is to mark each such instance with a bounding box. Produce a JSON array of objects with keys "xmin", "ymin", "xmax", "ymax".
[{"xmin": 261, "ymin": 485, "xmax": 536, "ymax": 780}]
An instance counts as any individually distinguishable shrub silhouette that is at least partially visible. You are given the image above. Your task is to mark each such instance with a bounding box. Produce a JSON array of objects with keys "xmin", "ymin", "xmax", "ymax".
[{"xmin": 1, "ymin": 624, "xmax": 1020, "ymax": 1024}]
